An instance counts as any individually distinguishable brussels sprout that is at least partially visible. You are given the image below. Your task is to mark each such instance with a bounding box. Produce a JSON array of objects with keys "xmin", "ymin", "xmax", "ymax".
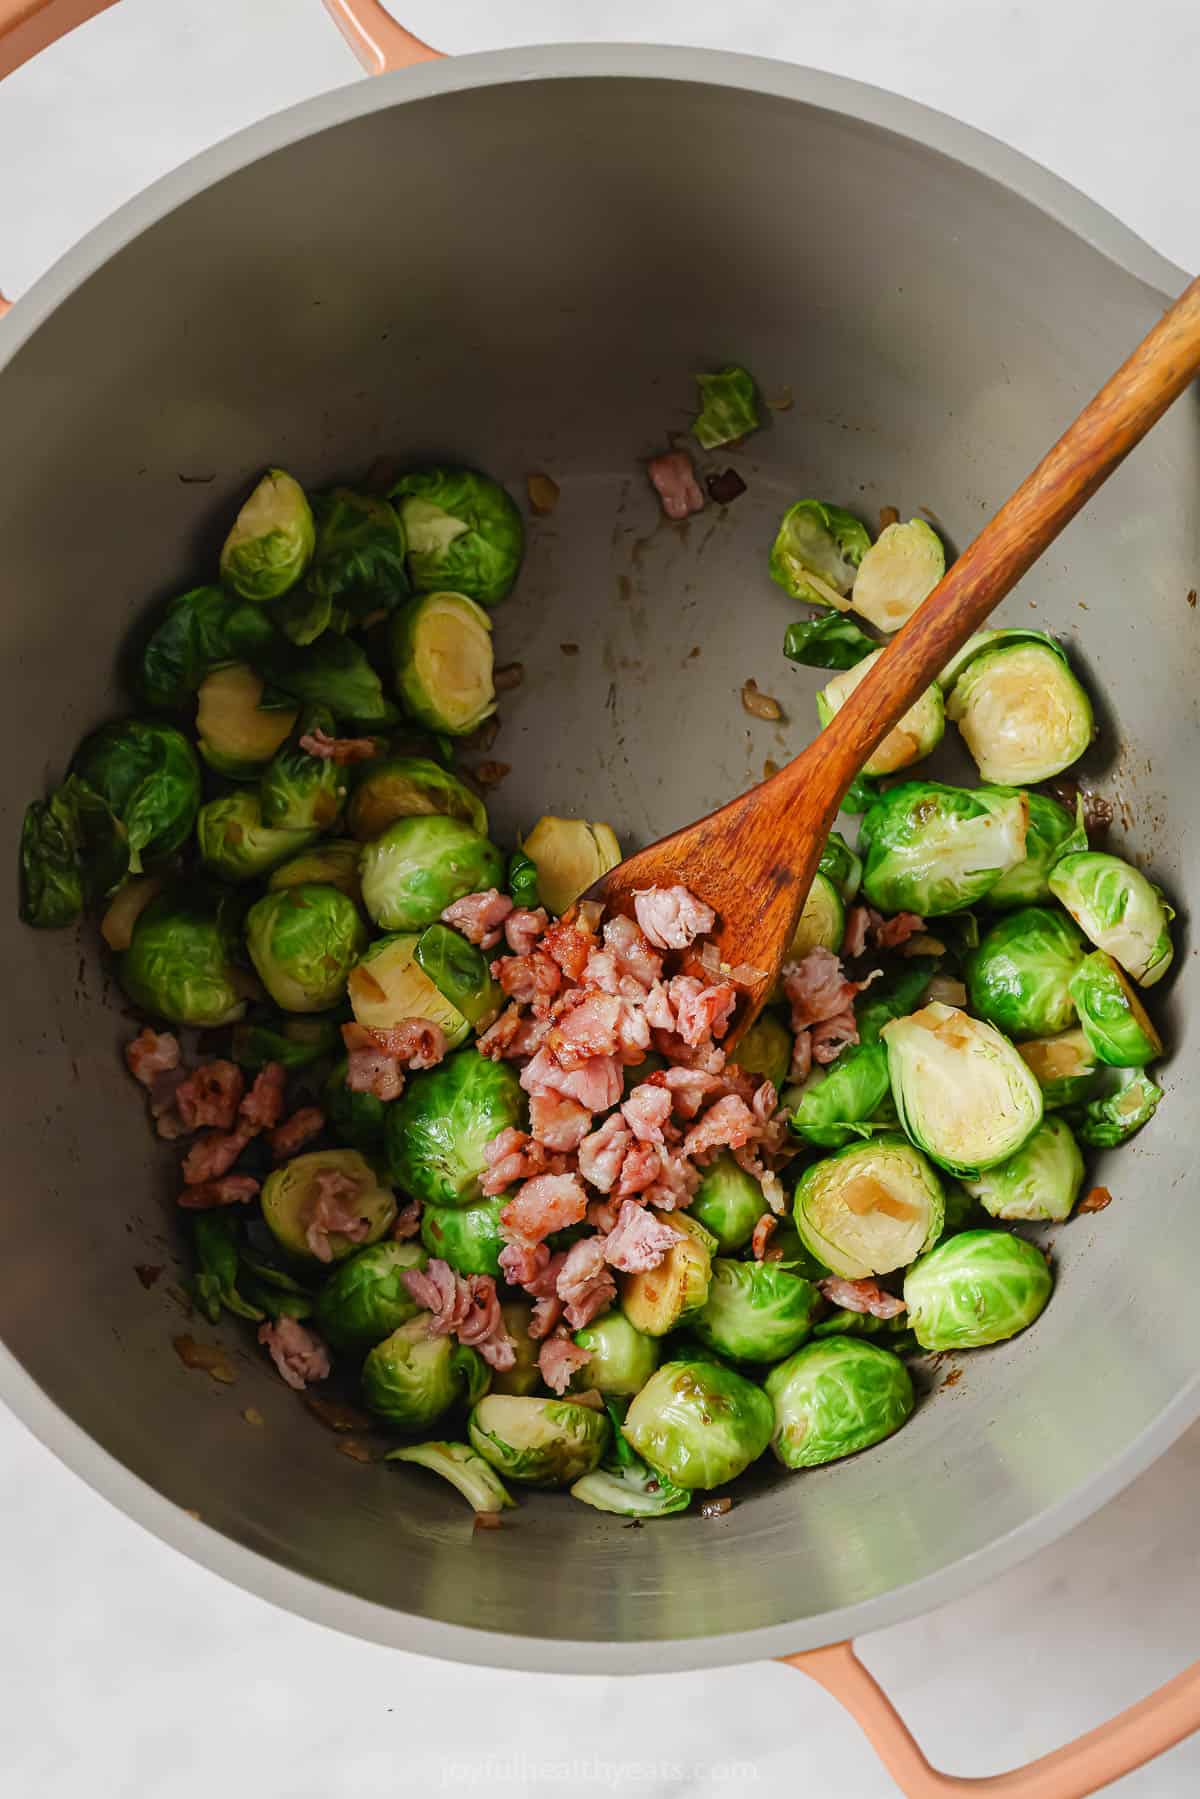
[
  {"xmin": 764, "ymin": 1224, "xmax": 831, "ymax": 1281},
  {"xmin": 882, "ymin": 1002, "xmax": 1044, "ymax": 1177},
  {"xmin": 1068, "ymin": 1071, "xmax": 1162, "ymax": 1149},
  {"xmin": 20, "ymin": 775, "xmax": 128, "ymax": 927},
  {"xmin": 936, "ymin": 626, "xmax": 1055, "ymax": 692},
  {"xmin": 794, "ymin": 1136, "xmax": 944, "ymax": 1278},
  {"xmin": 191, "ymin": 1213, "xmax": 264, "ymax": 1325},
  {"xmin": 197, "ymin": 790, "xmax": 316, "ymax": 884},
  {"xmin": 391, "ymin": 591, "xmax": 496, "ymax": 737},
  {"xmin": 258, "ymin": 707, "xmax": 344, "ymax": 831},
  {"xmin": 246, "ymin": 884, "xmax": 365, "ymax": 1013},
  {"xmin": 270, "ymin": 577, "xmax": 332, "ymax": 650},
  {"xmin": 788, "ymin": 1043, "xmax": 892, "ymax": 1150},
  {"xmin": 848, "ymin": 518, "xmax": 945, "ymax": 632},
  {"xmin": 1048, "ymin": 852, "xmax": 1175, "ymax": 988},
  {"xmin": 347, "ymin": 756, "xmax": 487, "ymax": 841},
  {"xmin": 689, "ymin": 1152, "xmax": 770, "ymax": 1252},
  {"xmin": 138, "ymin": 584, "xmax": 239, "ymax": 710},
  {"xmin": 269, "ymin": 837, "xmax": 363, "ymax": 903},
  {"xmin": 859, "ymin": 782, "xmax": 1028, "ymax": 916},
  {"xmin": 239, "ymin": 1276, "xmax": 316, "ymax": 1322},
  {"xmin": 386, "ymin": 1050, "xmax": 524, "ymax": 1206},
  {"xmin": 360, "ymin": 815, "xmax": 504, "ymax": 933},
  {"xmin": 415, "ymin": 923, "xmax": 503, "ymax": 1029},
  {"xmin": 1016, "ymin": 1027, "xmax": 1102, "ymax": 1109},
  {"xmin": 255, "ymin": 633, "xmax": 398, "ymax": 728},
  {"xmin": 507, "ymin": 849, "xmax": 540, "ymax": 909},
  {"xmin": 364, "ymin": 1316, "xmax": 488, "ymax": 1431},
  {"xmin": 261, "ymin": 1148, "xmax": 397, "ymax": 1265},
  {"xmin": 946, "ymin": 638, "xmax": 1094, "ymax": 784},
  {"xmin": 693, "ymin": 1260, "xmax": 820, "ymax": 1362},
  {"xmin": 232, "ymin": 1010, "xmax": 341, "ymax": 1074},
  {"xmin": 348, "ymin": 932, "xmax": 470, "ymax": 1049},
  {"xmin": 692, "ymin": 365, "xmax": 760, "ymax": 448},
  {"xmin": 469, "ymin": 1394, "xmax": 608, "ymax": 1486},
  {"xmin": 72, "ymin": 720, "xmax": 201, "ymax": 873},
  {"xmin": 491, "ymin": 1301, "xmax": 541, "ymax": 1397},
  {"xmin": 385, "ymin": 1440, "xmax": 514, "ymax": 1513},
  {"xmin": 570, "ymin": 1455, "xmax": 691, "ymax": 1518},
  {"xmin": 571, "ymin": 1310, "xmax": 660, "ymax": 1396},
  {"xmin": 810, "ymin": 1312, "xmax": 918, "ymax": 1357},
  {"xmin": 987, "ymin": 792, "xmax": 1086, "ymax": 909},
  {"xmin": 963, "ymin": 1116, "xmax": 1084, "ymax": 1223},
  {"xmin": 730, "ymin": 1011, "xmax": 791, "ymax": 1089},
  {"xmin": 904, "ymin": 1229, "xmax": 1052, "ymax": 1350},
  {"xmin": 220, "ymin": 468, "xmax": 314, "ymax": 602},
  {"xmin": 421, "ymin": 1198, "xmax": 504, "ymax": 1278},
  {"xmin": 315, "ymin": 1240, "xmax": 427, "ymax": 1351},
  {"xmin": 855, "ymin": 962, "xmax": 943, "ymax": 1046},
  {"xmin": 322, "ymin": 1056, "xmax": 387, "ymax": 1153},
  {"xmin": 769, "ymin": 501, "xmax": 871, "ymax": 608},
  {"xmin": 818, "ymin": 650, "xmax": 944, "ymax": 776},
  {"xmin": 391, "ymin": 466, "xmax": 524, "ymax": 606},
  {"xmin": 1068, "ymin": 951, "xmax": 1163, "ymax": 1068},
  {"xmin": 521, "ymin": 815, "xmax": 622, "ymax": 919},
  {"xmin": 623, "ymin": 1359, "xmax": 773, "ymax": 1490},
  {"xmin": 841, "ymin": 772, "xmax": 881, "ymax": 816},
  {"xmin": 765, "ymin": 1338, "xmax": 913, "ymax": 1469},
  {"xmin": 120, "ymin": 890, "xmax": 246, "ymax": 1027},
  {"xmin": 965, "ymin": 906, "xmax": 1087, "ymax": 1040},
  {"xmin": 196, "ymin": 664, "xmax": 298, "ymax": 779},
  {"xmin": 783, "ymin": 871, "xmax": 845, "ymax": 961},
  {"xmin": 307, "ymin": 488, "xmax": 409, "ymax": 622},
  {"xmin": 619, "ymin": 1211, "xmax": 715, "ymax": 1336},
  {"xmin": 783, "ymin": 612, "xmax": 878, "ymax": 672},
  {"xmin": 818, "ymin": 831, "xmax": 863, "ymax": 903}
]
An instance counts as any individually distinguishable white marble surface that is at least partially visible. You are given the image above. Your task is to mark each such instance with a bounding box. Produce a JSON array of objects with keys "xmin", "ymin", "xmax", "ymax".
[{"xmin": 2, "ymin": 2, "xmax": 1199, "ymax": 1793}]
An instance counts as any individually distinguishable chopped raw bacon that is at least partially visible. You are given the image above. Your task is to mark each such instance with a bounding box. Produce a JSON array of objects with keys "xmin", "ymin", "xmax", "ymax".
[
  {"xmin": 642, "ymin": 1145, "xmax": 702, "ymax": 1211},
  {"xmin": 819, "ymin": 1276, "xmax": 907, "ymax": 1320},
  {"xmin": 500, "ymin": 1171, "xmax": 589, "ymax": 1245},
  {"xmin": 812, "ymin": 1010, "xmax": 859, "ymax": 1065},
  {"xmin": 751, "ymin": 1214, "xmax": 777, "ymax": 1260},
  {"xmin": 270, "ymin": 1107, "xmax": 325, "ymax": 1161},
  {"xmin": 603, "ymin": 1200, "xmax": 681, "ymax": 1273},
  {"xmin": 442, "ymin": 889, "xmax": 514, "ymax": 951},
  {"xmin": 598, "ymin": 915, "xmax": 664, "ymax": 992},
  {"xmin": 528, "ymin": 1091, "xmax": 591, "ymax": 1153},
  {"xmin": 541, "ymin": 918, "xmax": 594, "ymax": 983},
  {"xmin": 520, "ymin": 1047, "xmax": 624, "ymax": 1114},
  {"xmin": 177, "ymin": 1174, "xmax": 260, "ymax": 1210},
  {"xmin": 538, "ymin": 1330, "xmax": 591, "ymax": 1395},
  {"xmin": 577, "ymin": 1114, "xmax": 634, "ymax": 1193},
  {"xmin": 875, "ymin": 912, "xmax": 927, "ymax": 950},
  {"xmin": 616, "ymin": 1142, "xmax": 663, "ymax": 1197},
  {"xmin": 667, "ymin": 975, "xmax": 737, "ymax": 1047},
  {"xmin": 648, "ymin": 449, "xmax": 705, "ymax": 520},
  {"xmin": 181, "ymin": 1124, "xmax": 257, "ymax": 1185},
  {"xmin": 239, "ymin": 1063, "xmax": 287, "ymax": 1131},
  {"xmin": 651, "ymin": 1064, "xmax": 726, "ymax": 1120},
  {"xmin": 258, "ymin": 1317, "xmax": 331, "ymax": 1390},
  {"xmin": 498, "ymin": 1240, "xmax": 564, "ymax": 1298},
  {"xmin": 633, "ymin": 885, "xmax": 716, "ymax": 951},
  {"xmin": 790, "ymin": 1030, "xmax": 814, "ymax": 1084},
  {"xmin": 682, "ymin": 1094, "xmax": 759, "ymax": 1158},
  {"xmin": 346, "ymin": 1048, "xmax": 405, "ymax": 1101},
  {"xmin": 782, "ymin": 948, "xmax": 856, "ymax": 1030},
  {"xmin": 401, "ymin": 1259, "xmax": 515, "ymax": 1369},
  {"xmin": 305, "ymin": 1169, "xmax": 371, "ymax": 1263},
  {"xmin": 176, "ymin": 1060, "xmax": 245, "ymax": 1133},
  {"xmin": 842, "ymin": 905, "xmax": 872, "ymax": 960},
  {"xmin": 556, "ymin": 1235, "xmax": 616, "ymax": 1329},
  {"xmin": 125, "ymin": 1027, "xmax": 181, "ymax": 1087},
  {"xmin": 504, "ymin": 906, "xmax": 549, "ymax": 955},
  {"xmin": 392, "ymin": 1199, "xmax": 422, "ymax": 1240},
  {"xmin": 482, "ymin": 1127, "xmax": 546, "ymax": 1198},
  {"xmin": 150, "ymin": 1067, "xmax": 191, "ymax": 1140},
  {"xmin": 546, "ymin": 991, "xmax": 625, "ymax": 1064},
  {"xmin": 621, "ymin": 1082, "xmax": 673, "ymax": 1144},
  {"xmin": 365, "ymin": 1019, "xmax": 446, "ymax": 1069},
  {"xmin": 586, "ymin": 1197, "xmax": 622, "ymax": 1234},
  {"xmin": 528, "ymin": 1295, "xmax": 563, "ymax": 1339},
  {"xmin": 477, "ymin": 1005, "xmax": 548, "ymax": 1062},
  {"xmin": 298, "ymin": 727, "xmax": 378, "ymax": 764},
  {"xmin": 496, "ymin": 949, "xmax": 562, "ymax": 1011}
]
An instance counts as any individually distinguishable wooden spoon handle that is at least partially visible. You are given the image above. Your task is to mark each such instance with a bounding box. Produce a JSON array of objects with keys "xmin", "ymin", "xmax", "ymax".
[{"xmin": 803, "ymin": 274, "xmax": 1200, "ymax": 800}]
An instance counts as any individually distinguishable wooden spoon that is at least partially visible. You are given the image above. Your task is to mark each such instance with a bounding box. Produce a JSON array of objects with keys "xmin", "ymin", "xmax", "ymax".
[{"xmin": 580, "ymin": 277, "xmax": 1200, "ymax": 1042}]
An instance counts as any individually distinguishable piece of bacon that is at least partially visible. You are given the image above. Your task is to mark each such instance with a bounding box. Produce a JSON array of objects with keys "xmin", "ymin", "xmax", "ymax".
[
  {"xmin": 681, "ymin": 1094, "xmax": 760, "ymax": 1159},
  {"xmin": 239, "ymin": 1063, "xmax": 287, "ymax": 1131},
  {"xmin": 481, "ymin": 1127, "xmax": 562, "ymax": 1198},
  {"xmin": 577, "ymin": 1114, "xmax": 634, "ymax": 1193},
  {"xmin": 529, "ymin": 1295, "xmax": 563, "ymax": 1339},
  {"xmin": 149, "ymin": 1067, "xmax": 191, "ymax": 1140},
  {"xmin": 305, "ymin": 1169, "xmax": 371, "ymax": 1263},
  {"xmin": 666, "ymin": 975, "xmax": 737, "ymax": 1047},
  {"xmin": 496, "ymin": 949, "xmax": 562, "ymax": 1012},
  {"xmin": 258, "ymin": 1317, "xmax": 331, "ymax": 1390},
  {"xmin": 621, "ymin": 1082, "xmax": 673, "ymax": 1144},
  {"xmin": 519, "ymin": 1047, "xmax": 624, "ymax": 1114},
  {"xmin": 528, "ymin": 1092, "xmax": 591, "ymax": 1153},
  {"xmin": 650, "ymin": 1064, "xmax": 726, "ymax": 1120},
  {"xmin": 538, "ymin": 1330, "xmax": 591, "ymax": 1396},
  {"xmin": 504, "ymin": 906, "xmax": 549, "ymax": 955},
  {"xmin": 270, "ymin": 1107, "xmax": 325, "ymax": 1161},
  {"xmin": 500, "ymin": 1172, "xmax": 589, "ymax": 1245},
  {"xmin": 790, "ymin": 1030, "xmax": 814, "ymax": 1084},
  {"xmin": 751, "ymin": 1214, "xmax": 778, "ymax": 1260},
  {"xmin": 298, "ymin": 727, "xmax": 377, "ymax": 764},
  {"xmin": 811, "ymin": 1010, "xmax": 859, "ymax": 1065},
  {"xmin": 819, "ymin": 1276, "xmax": 907, "ymax": 1320},
  {"xmin": 175, "ymin": 1060, "xmax": 245, "ymax": 1133},
  {"xmin": 540, "ymin": 918, "xmax": 594, "ymax": 983},
  {"xmin": 365, "ymin": 1019, "xmax": 447, "ymax": 1069},
  {"xmin": 874, "ymin": 912, "xmax": 927, "ymax": 950},
  {"xmin": 842, "ymin": 905, "xmax": 872, "ymax": 960},
  {"xmin": 441, "ymin": 889, "xmax": 514, "ymax": 950},
  {"xmin": 603, "ymin": 1200, "xmax": 681, "ymax": 1273},
  {"xmin": 125, "ymin": 1027, "xmax": 181, "ymax": 1088},
  {"xmin": 556, "ymin": 1235, "xmax": 616, "ymax": 1329},
  {"xmin": 476, "ymin": 1005, "xmax": 548, "ymax": 1062},
  {"xmin": 546, "ymin": 991, "xmax": 625, "ymax": 1065},
  {"xmin": 648, "ymin": 449, "xmax": 705, "ymax": 520},
  {"xmin": 392, "ymin": 1198, "xmax": 422, "ymax": 1240},
  {"xmin": 180, "ymin": 1123, "xmax": 257, "ymax": 1185},
  {"xmin": 346, "ymin": 1048, "xmax": 405, "ymax": 1101},
  {"xmin": 401, "ymin": 1260, "xmax": 515, "ymax": 1369},
  {"xmin": 782, "ymin": 949, "xmax": 860, "ymax": 1032},
  {"xmin": 642, "ymin": 1145, "xmax": 702, "ymax": 1211},
  {"xmin": 616, "ymin": 1141, "xmax": 663, "ymax": 1198},
  {"xmin": 498, "ymin": 1240, "xmax": 563, "ymax": 1297},
  {"xmin": 177, "ymin": 1174, "xmax": 260, "ymax": 1210},
  {"xmin": 633, "ymin": 885, "xmax": 716, "ymax": 951},
  {"xmin": 454, "ymin": 1275, "xmax": 516, "ymax": 1370}
]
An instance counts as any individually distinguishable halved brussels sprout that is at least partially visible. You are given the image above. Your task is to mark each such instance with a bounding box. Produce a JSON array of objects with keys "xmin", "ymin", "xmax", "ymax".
[
  {"xmin": 120, "ymin": 890, "xmax": 247, "ymax": 1027},
  {"xmin": 1048, "ymin": 851, "xmax": 1175, "ymax": 988},
  {"xmin": 246, "ymin": 883, "xmax": 366, "ymax": 1013},
  {"xmin": 571, "ymin": 1309, "xmax": 660, "ymax": 1396},
  {"xmin": 261, "ymin": 1148, "xmax": 397, "ymax": 1264},
  {"xmin": 347, "ymin": 756, "xmax": 487, "ymax": 841},
  {"xmin": 818, "ymin": 831, "xmax": 863, "ymax": 903},
  {"xmin": 491, "ymin": 1301, "xmax": 541, "ymax": 1397},
  {"xmin": 963, "ymin": 1115, "xmax": 1084, "ymax": 1223},
  {"xmin": 364, "ymin": 1316, "xmax": 488, "ymax": 1430},
  {"xmin": 421, "ymin": 1198, "xmax": 504, "ymax": 1278},
  {"xmin": 623, "ymin": 1359, "xmax": 774, "ymax": 1490},
  {"xmin": 307, "ymin": 487, "xmax": 409, "ymax": 622},
  {"xmin": 619, "ymin": 1211, "xmax": 715, "ymax": 1336},
  {"xmin": 689, "ymin": 1152, "xmax": 769, "ymax": 1253},
  {"xmin": 570, "ymin": 1457, "xmax": 691, "ymax": 1518},
  {"xmin": 232, "ymin": 1010, "xmax": 341, "ymax": 1073},
  {"xmin": 391, "ymin": 591, "xmax": 496, "ymax": 736},
  {"xmin": 269, "ymin": 837, "xmax": 363, "ymax": 903},
  {"xmin": 391, "ymin": 466, "xmax": 524, "ymax": 606},
  {"xmin": 255, "ymin": 633, "xmax": 397, "ymax": 728},
  {"xmin": 259, "ymin": 707, "xmax": 344, "ymax": 831},
  {"xmin": 903, "ymin": 1229, "xmax": 1052, "ymax": 1350},
  {"xmin": 765, "ymin": 1338, "xmax": 913, "ymax": 1469},
  {"xmin": 386, "ymin": 1049, "xmax": 524, "ymax": 1206},
  {"xmin": 693, "ymin": 1260, "xmax": 820, "ymax": 1362},
  {"xmin": 945, "ymin": 638, "xmax": 1094, "ymax": 784},
  {"xmin": 788, "ymin": 1043, "xmax": 893, "ymax": 1150},
  {"xmin": 20, "ymin": 775, "xmax": 128, "ymax": 928},
  {"xmin": 856, "ymin": 961, "xmax": 945, "ymax": 1045},
  {"xmin": 935, "ymin": 626, "xmax": 1056, "ymax": 692},
  {"xmin": 348, "ymin": 932, "xmax": 470, "ymax": 1049},
  {"xmin": 1068, "ymin": 951, "xmax": 1163, "ymax": 1068},
  {"xmin": 415, "ymin": 922, "xmax": 503, "ymax": 1028},
  {"xmin": 859, "ymin": 782, "xmax": 1028, "ymax": 916},
  {"xmin": 315, "ymin": 1239, "xmax": 428, "ymax": 1351},
  {"xmin": 818, "ymin": 650, "xmax": 944, "ymax": 777},
  {"xmin": 986, "ymin": 791, "xmax": 1087, "ymax": 908},
  {"xmin": 385, "ymin": 1440, "xmax": 514, "ymax": 1513},
  {"xmin": 220, "ymin": 468, "xmax": 315, "ymax": 602},
  {"xmin": 783, "ymin": 870, "xmax": 845, "ymax": 961},
  {"xmin": 522, "ymin": 815, "xmax": 621, "ymax": 917},
  {"xmin": 848, "ymin": 519, "xmax": 945, "ymax": 632},
  {"xmin": 197, "ymin": 790, "xmax": 317, "ymax": 885},
  {"xmin": 965, "ymin": 906, "xmax": 1087, "ymax": 1039},
  {"xmin": 693, "ymin": 364, "xmax": 760, "ymax": 448},
  {"xmin": 793, "ymin": 1136, "xmax": 944, "ymax": 1278},
  {"xmin": 360, "ymin": 815, "xmax": 504, "ymax": 933},
  {"xmin": 196, "ymin": 664, "xmax": 298, "ymax": 779},
  {"xmin": 783, "ymin": 612, "xmax": 878, "ymax": 672},
  {"xmin": 730, "ymin": 1011, "xmax": 791, "ymax": 1089},
  {"xmin": 469, "ymin": 1394, "xmax": 609, "ymax": 1486},
  {"xmin": 1069, "ymin": 1071, "xmax": 1162, "ymax": 1148},
  {"xmin": 72, "ymin": 720, "xmax": 201, "ymax": 873},
  {"xmin": 769, "ymin": 501, "xmax": 871, "ymax": 608},
  {"xmin": 881, "ymin": 1002, "xmax": 1044, "ymax": 1177},
  {"xmin": 322, "ymin": 1056, "xmax": 388, "ymax": 1154},
  {"xmin": 1016, "ymin": 1028, "xmax": 1102, "ymax": 1109}
]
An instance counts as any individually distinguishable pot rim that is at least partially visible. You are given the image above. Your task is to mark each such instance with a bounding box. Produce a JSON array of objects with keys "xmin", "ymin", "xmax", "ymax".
[{"xmin": 1, "ymin": 43, "xmax": 1193, "ymax": 1670}]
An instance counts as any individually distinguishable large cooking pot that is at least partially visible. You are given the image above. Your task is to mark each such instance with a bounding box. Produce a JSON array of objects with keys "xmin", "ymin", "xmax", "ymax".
[{"xmin": 2, "ymin": 3, "xmax": 1199, "ymax": 1791}]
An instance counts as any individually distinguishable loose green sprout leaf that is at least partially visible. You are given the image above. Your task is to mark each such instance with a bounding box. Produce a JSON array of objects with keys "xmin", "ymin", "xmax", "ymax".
[
  {"xmin": 191, "ymin": 1213, "xmax": 264, "ymax": 1325},
  {"xmin": 322, "ymin": 1055, "xmax": 388, "ymax": 1154},
  {"xmin": 72, "ymin": 720, "xmax": 201, "ymax": 872},
  {"xmin": 1048, "ymin": 852, "xmax": 1175, "ymax": 988},
  {"xmin": 881, "ymin": 1002, "xmax": 1044, "ymax": 1177},
  {"xmin": 903, "ymin": 1229, "xmax": 1052, "ymax": 1350},
  {"xmin": 730, "ymin": 1011, "xmax": 791, "ymax": 1090},
  {"xmin": 364, "ymin": 1316, "xmax": 488, "ymax": 1430},
  {"xmin": 692, "ymin": 365, "xmax": 760, "ymax": 449},
  {"xmin": 1068, "ymin": 951, "xmax": 1163, "ymax": 1068},
  {"xmin": 859, "ymin": 781, "xmax": 1028, "ymax": 915},
  {"xmin": 841, "ymin": 772, "xmax": 881, "ymax": 816},
  {"xmin": 421, "ymin": 1198, "xmax": 505, "ymax": 1278},
  {"xmin": 315, "ymin": 1240, "xmax": 428, "ymax": 1351},
  {"xmin": 946, "ymin": 638, "xmax": 1094, "ymax": 784},
  {"xmin": 415, "ymin": 923, "xmax": 503, "ymax": 1029},
  {"xmin": 195, "ymin": 664, "xmax": 298, "ymax": 779},
  {"xmin": 391, "ymin": 591, "xmax": 496, "ymax": 736},
  {"xmin": 818, "ymin": 650, "xmax": 944, "ymax": 777},
  {"xmin": 232, "ymin": 1010, "xmax": 341, "ymax": 1073},
  {"xmin": 506, "ymin": 849, "xmax": 540, "ymax": 909},
  {"xmin": 987, "ymin": 791, "xmax": 1087, "ymax": 908},
  {"xmin": 769, "ymin": 501, "xmax": 871, "ymax": 608},
  {"xmin": 1068, "ymin": 1071, "xmax": 1163, "ymax": 1148},
  {"xmin": 965, "ymin": 906, "xmax": 1088, "ymax": 1039},
  {"xmin": 261, "ymin": 1149, "xmax": 397, "ymax": 1264},
  {"xmin": 138, "ymin": 585, "xmax": 238, "ymax": 710},
  {"xmin": 936, "ymin": 626, "xmax": 1058, "ymax": 692},
  {"xmin": 569, "ymin": 1458, "xmax": 691, "ymax": 1517},
  {"xmin": 246, "ymin": 884, "xmax": 366, "ymax": 1013},
  {"xmin": 963, "ymin": 1115, "xmax": 1084, "ymax": 1222},
  {"xmin": 793, "ymin": 1136, "xmax": 944, "ymax": 1278},
  {"xmin": 788, "ymin": 1043, "xmax": 892, "ymax": 1149},
  {"xmin": 693, "ymin": 1260, "xmax": 820, "ymax": 1363},
  {"xmin": 220, "ymin": 469, "xmax": 315, "ymax": 602},
  {"xmin": 766, "ymin": 1338, "xmax": 914, "ymax": 1469},
  {"xmin": 521, "ymin": 815, "xmax": 623, "ymax": 919},
  {"xmin": 1016, "ymin": 1028, "xmax": 1102, "ymax": 1109},
  {"xmin": 197, "ymin": 790, "xmax": 317, "ymax": 885},
  {"xmin": 348, "ymin": 931, "xmax": 470, "ymax": 1048},
  {"xmin": 255, "ymin": 632, "xmax": 398, "ymax": 729},
  {"xmin": 259, "ymin": 707, "xmax": 343, "ymax": 831},
  {"xmin": 271, "ymin": 580, "xmax": 332, "ymax": 648},
  {"xmin": 20, "ymin": 776, "xmax": 128, "ymax": 927},
  {"xmin": 619, "ymin": 1212, "xmax": 714, "ymax": 1336},
  {"xmin": 623, "ymin": 1359, "xmax": 773, "ymax": 1490},
  {"xmin": 491, "ymin": 1301, "xmax": 541, "ymax": 1397},
  {"xmin": 347, "ymin": 757, "xmax": 487, "ymax": 842},
  {"xmin": 360, "ymin": 815, "xmax": 504, "ymax": 933},
  {"xmin": 856, "ymin": 962, "xmax": 941, "ymax": 1046},
  {"xmin": 571, "ymin": 1309, "xmax": 661, "ymax": 1396},
  {"xmin": 385, "ymin": 1440, "xmax": 515, "ymax": 1512},
  {"xmin": 689, "ymin": 1152, "xmax": 770, "ymax": 1253},
  {"xmin": 818, "ymin": 831, "xmax": 863, "ymax": 903},
  {"xmin": 391, "ymin": 466, "xmax": 524, "ymax": 606},
  {"xmin": 783, "ymin": 612, "xmax": 878, "ymax": 671},
  {"xmin": 386, "ymin": 1050, "xmax": 524, "ymax": 1206},
  {"xmin": 268, "ymin": 837, "xmax": 363, "ymax": 903},
  {"xmin": 307, "ymin": 488, "xmax": 409, "ymax": 622},
  {"xmin": 469, "ymin": 1395, "xmax": 609, "ymax": 1486},
  {"xmin": 849, "ymin": 519, "xmax": 946, "ymax": 632},
  {"xmin": 120, "ymin": 889, "xmax": 247, "ymax": 1027}
]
